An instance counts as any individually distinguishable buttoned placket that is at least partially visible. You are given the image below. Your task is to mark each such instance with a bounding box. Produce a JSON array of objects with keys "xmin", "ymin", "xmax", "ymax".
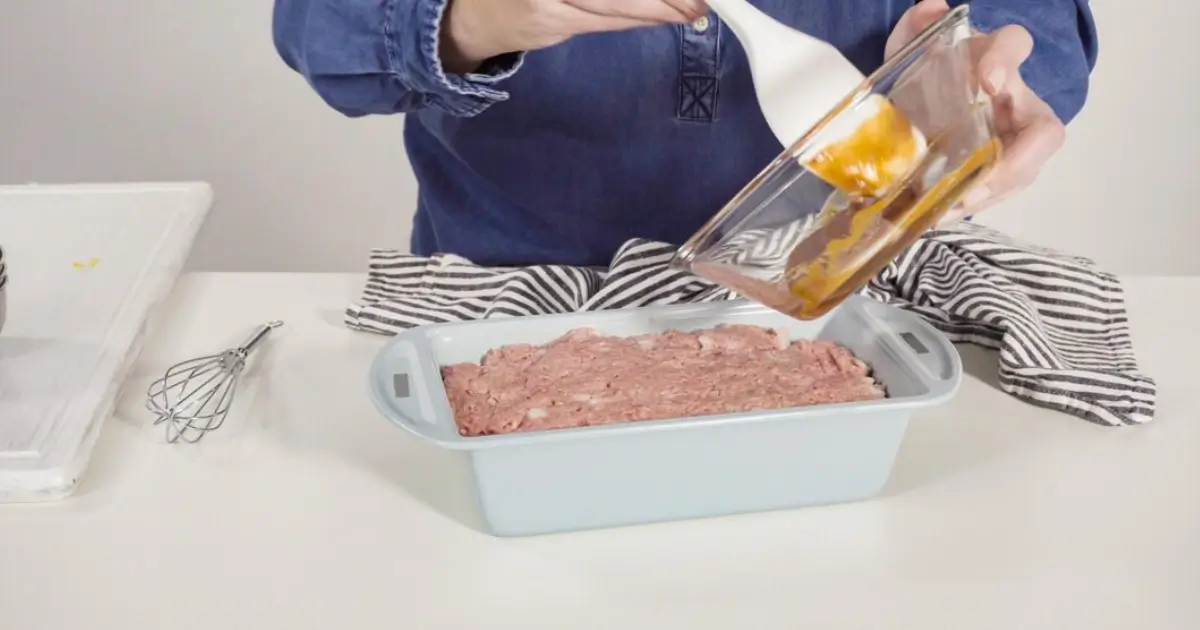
[{"xmin": 677, "ymin": 12, "xmax": 722, "ymax": 122}]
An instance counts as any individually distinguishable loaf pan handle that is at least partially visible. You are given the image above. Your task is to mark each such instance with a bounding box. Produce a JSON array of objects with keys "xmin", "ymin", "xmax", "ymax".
[
  {"xmin": 367, "ymin": 335, "xmax": 459, "ymax": 445},
  {"xmin": 857, "ymin": 299, "xmax": 962, "ymax": 399}
]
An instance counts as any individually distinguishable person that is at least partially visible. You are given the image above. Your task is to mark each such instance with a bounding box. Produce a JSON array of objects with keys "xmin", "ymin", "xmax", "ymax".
[{"xmin": 272, "ymin": 0, "xmax": 1096, "ymax": 267}]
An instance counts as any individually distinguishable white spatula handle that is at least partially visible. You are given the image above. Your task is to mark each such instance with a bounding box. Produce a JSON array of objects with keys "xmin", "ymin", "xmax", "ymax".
[
  {"xmin": 706, "ymin": 0, "xmax": 838, "ymax": 59},
  {"xmin": 706, "ymin": 0, "xmax": 870, "ymax": 147}
]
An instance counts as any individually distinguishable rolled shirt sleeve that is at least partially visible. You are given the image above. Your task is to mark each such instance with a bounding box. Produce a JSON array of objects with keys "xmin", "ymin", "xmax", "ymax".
[{"xmin": 272, "ymin": 0, "xmax": 525, "ymax": 117}]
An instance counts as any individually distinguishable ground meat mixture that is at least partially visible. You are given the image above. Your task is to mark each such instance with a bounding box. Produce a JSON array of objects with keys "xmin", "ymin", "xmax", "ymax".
[{"xmin": 441, "ymin": 324, "xmax": 886, "ymax": 437}]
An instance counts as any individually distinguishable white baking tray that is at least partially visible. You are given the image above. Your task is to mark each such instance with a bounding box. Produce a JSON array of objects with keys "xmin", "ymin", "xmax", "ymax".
[{"xmin": 368, "ymin": 296, "xmax": 961, "ymax": 536}]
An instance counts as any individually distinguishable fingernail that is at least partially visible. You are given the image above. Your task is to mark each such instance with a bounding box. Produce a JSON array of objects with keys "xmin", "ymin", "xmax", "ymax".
[{"xmin": 986, "ymin": 68, "xmax": 1006, "ymax": 93}]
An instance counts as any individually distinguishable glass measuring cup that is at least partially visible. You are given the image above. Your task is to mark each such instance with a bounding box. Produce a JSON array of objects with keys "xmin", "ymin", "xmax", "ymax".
[{"xmin": 672, "ymin": 5, "xmax": 1000, "ymax": 320}]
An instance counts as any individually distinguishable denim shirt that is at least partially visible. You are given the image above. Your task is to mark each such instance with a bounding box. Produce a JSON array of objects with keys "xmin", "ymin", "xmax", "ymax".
[{"xmin": 273, "ymin": 0, "xmax": 1097, "ymax": 267}]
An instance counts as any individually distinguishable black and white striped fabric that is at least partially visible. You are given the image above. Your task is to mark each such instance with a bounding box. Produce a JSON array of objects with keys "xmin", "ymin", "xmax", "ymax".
[{"xmin": 346, "ymin": 221, "xmax": 1156, "ymax": 426}]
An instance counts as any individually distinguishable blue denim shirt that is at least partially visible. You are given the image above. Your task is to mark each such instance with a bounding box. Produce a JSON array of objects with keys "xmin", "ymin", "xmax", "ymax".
[{"xmin": 273, "ymin": 0, "xmax": 1097, "ymax": 267}]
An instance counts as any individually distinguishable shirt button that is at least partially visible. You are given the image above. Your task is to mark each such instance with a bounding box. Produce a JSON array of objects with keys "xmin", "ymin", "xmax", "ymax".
[{"xmin": 692, "ymin": 16, "xmax": 710, "ymax": 33}]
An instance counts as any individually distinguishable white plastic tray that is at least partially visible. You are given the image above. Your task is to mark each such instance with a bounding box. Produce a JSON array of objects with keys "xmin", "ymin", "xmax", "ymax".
[{"xmin": 0, "ymin": 182, "xmax": 211, "ymax": 501}]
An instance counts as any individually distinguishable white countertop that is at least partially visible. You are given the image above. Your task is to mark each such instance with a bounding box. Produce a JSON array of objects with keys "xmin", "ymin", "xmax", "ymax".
[{"xmin": 2, "ymin": 273, "xmax": 1196, "ymax": 629}]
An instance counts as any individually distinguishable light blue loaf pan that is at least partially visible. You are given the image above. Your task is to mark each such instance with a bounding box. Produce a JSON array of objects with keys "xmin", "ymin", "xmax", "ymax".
[{"xmin": 368, "ymin": 295, "xmax": 962, "ymax": 537}]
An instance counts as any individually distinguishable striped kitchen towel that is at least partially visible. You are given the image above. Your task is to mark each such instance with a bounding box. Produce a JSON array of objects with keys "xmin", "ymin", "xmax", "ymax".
[{"xmin": 346, "ymin": 221, "xmax": 1156, "ymax": 426}]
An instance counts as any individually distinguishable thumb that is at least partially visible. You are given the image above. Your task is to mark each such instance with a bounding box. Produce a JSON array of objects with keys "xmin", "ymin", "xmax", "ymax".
[
  {"xmin": 886, "ymin": 0, "xmax": 951, "ymax": 58},
  {"xmin": 908, "ymin": 0, "xmax": 952, "ymax": 24}
]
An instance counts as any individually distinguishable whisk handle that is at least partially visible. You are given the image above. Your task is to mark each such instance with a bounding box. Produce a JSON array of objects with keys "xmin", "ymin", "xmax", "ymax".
[{"xmin": 239, "ymin": 320, "xmax": 284, "ymax": 355}]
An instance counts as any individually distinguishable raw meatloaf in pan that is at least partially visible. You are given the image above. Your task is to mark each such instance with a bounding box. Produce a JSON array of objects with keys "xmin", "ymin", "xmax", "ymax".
[
  {"xmin": 442, "ymin": 324, "xmax": 887, "ymax": 437},
  {"xmin": 368, "ymin": 296, "xmax": 961, "ymax": 537}
]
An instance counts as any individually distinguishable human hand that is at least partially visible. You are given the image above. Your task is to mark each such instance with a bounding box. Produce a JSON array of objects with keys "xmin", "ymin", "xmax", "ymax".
[
  {"xmin": 885, "ymin": 0, "xmax": 1066, "ymax": 226},
  {"xmin": 442, "ymin": 0, "xmax": 707, "ymax": 73}
]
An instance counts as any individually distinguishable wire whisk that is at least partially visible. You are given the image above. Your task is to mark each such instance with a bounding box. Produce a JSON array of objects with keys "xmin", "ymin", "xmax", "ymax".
[{"xmin": 146, "ymin": 321, "xmax": 282, "ymax": 443}]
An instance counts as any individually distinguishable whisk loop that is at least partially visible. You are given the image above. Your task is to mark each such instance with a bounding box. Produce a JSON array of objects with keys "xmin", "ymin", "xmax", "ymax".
[{"xmin": 146, "ymin": 321, "xmax": 282, "ymax": 443}]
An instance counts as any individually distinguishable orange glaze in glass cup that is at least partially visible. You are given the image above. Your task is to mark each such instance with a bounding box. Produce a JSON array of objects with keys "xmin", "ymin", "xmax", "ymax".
[{"xmin": 797, "ymin": 93, "xmax": 928, "ymax": 200}]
